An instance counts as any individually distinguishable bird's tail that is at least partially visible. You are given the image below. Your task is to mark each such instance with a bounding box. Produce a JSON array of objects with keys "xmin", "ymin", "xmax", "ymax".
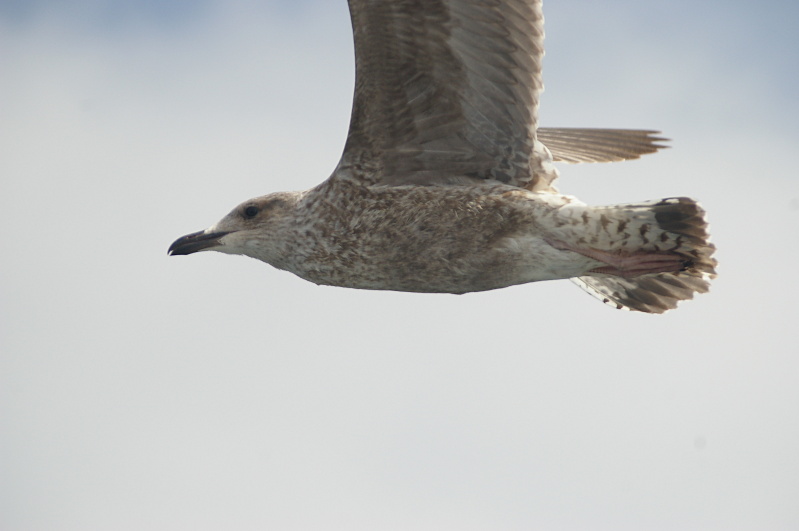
[{"xmin": 570, "ymin": 197, "xmax": 717, "ymax": 313}]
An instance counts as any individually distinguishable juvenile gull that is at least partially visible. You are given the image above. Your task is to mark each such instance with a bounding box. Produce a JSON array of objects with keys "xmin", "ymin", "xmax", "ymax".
[{"xmin": 169, "ymin": 0, "xmax": 716, "ymax": 313}]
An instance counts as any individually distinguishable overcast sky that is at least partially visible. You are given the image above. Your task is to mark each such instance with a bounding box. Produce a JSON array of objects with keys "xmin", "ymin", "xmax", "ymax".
[{"xmin": 2, "ymin": 1, "xmax": 798, "ymax": 530}]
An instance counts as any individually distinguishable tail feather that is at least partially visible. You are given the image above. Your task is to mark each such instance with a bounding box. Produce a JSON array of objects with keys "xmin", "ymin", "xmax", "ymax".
[
  {"xmin": 572, "ymin": 274, "xmax": 710, "ymax": 314},
  {"xmin": 572, "ymin": 197, "xmax": 716, "ymax": 313}
]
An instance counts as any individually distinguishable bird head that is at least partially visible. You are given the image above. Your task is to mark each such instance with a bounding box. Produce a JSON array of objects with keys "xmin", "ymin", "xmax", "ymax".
[{"xmin": 168, "ymin": 191, "xmax": 302, "ymax": 263}]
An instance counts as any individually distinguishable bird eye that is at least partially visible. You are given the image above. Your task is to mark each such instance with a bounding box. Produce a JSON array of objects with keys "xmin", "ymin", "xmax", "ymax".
[{"xmin": 243, "ymin": 205, "xmax": 259, "ymax": 218}]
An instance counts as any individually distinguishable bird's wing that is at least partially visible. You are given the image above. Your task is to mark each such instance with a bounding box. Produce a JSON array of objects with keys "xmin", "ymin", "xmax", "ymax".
[
  {"xmin": 334, "ymin": 0, "xmax": 549, "ymax": 190},
  {"xmin": 537, "ymin": 128, "xmax": 669, "ymax": 164}
]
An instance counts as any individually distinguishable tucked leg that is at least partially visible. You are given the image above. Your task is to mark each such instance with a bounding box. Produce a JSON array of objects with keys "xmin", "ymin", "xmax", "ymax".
[{"xmin": 546, "ymin": 239, "xmax": 690, "ymax": 278}]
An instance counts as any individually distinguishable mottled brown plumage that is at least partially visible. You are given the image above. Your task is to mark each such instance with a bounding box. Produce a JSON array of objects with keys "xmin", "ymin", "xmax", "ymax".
[{"xmin": 169, "ymin": 0, "xmax": 716, "ymax": 313}]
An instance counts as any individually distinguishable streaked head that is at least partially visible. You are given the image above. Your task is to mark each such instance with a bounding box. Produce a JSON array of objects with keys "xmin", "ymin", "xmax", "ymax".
[{"xmin": 168, "ymin": 191, "xmax": 302, "ymax": 262}]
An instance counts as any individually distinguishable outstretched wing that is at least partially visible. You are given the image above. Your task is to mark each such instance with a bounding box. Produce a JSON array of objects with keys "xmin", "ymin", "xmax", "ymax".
[
  {"xmin": 538, "ymin": 128, "xmax": 669, "ymax": 164},
  {"xmin": 336, "ymin": 0, "xmax": 550, "ymax": 190}
]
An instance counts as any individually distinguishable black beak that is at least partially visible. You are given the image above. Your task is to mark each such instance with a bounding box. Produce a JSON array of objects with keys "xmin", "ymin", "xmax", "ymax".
[{"xmin": 168, "ymin": 230, "xmax": 230, "ymax": 256}]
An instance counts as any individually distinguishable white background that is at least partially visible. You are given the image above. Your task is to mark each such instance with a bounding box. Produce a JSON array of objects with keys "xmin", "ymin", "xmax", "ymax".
[{"xmin": 2, "ymin": 1, "xmax": 798, "ymax": 529}]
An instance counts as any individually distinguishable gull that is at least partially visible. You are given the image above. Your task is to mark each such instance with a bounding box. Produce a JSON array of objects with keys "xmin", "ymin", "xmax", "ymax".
[{"xmin": 169, "ymin": 0, "xmax": 716, "ymax": 313}]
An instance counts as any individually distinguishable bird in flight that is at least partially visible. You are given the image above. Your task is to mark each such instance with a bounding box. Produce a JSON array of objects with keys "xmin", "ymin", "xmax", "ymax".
[{"xmin": 169, "ymin": 0, "xmax": 716, "ymax": 313}]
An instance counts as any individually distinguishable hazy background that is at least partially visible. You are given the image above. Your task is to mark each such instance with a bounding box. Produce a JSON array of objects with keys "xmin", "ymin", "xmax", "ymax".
[{"xmin": 2, "ymin": 1, "xmax": 798, "ymax": 529}]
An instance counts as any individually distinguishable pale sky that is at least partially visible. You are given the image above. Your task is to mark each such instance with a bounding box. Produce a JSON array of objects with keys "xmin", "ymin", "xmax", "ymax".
[{"xmin": 2, "ymin": 1, "xmax": 798, "ymax": 530}]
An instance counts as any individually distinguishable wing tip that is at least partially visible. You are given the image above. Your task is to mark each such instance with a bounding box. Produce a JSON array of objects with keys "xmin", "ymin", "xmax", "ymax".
[{"xmin": 539, "ymin": 127, "xmax": 671, "ymax": 164}]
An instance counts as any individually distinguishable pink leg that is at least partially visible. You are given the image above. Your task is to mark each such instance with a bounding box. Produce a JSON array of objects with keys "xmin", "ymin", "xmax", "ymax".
[{"xmin": 546, "ymin": 239, "xmax": 690, "ymax": 278}]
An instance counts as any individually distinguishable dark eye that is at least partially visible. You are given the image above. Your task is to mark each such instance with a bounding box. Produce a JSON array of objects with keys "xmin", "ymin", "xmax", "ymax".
[{"xmin": 243, "ymin": 205, "xmax": 259, "ymax": 219}]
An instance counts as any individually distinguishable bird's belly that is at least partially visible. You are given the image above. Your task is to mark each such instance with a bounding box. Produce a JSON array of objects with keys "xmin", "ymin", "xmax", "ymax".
[
  {"xmin": 294, "ymin": 233, "xmax": 599, "ymax": 294},
  {"xmin": 284, "ymin": 185, "xmax": 601, "ymax": 294}
]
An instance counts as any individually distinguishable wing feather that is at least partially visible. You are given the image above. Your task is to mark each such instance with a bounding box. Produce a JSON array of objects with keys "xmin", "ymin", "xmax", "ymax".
[
  {"xmin": 538, "ymin": 128, "xmax": 669, "ymax": 164},
  {"xmin": 338, "ymin": 0, "xmax": 549, "ymax": 189},
  {"xmin": 334, "ymin": 2, "xmax": 666, "ymax": 191}
]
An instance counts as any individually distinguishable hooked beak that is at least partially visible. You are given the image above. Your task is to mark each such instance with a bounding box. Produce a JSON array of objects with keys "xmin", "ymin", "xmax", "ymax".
[{"xmin": 168, "ymin": 230, "xmax": 230, "ymax": 256}]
